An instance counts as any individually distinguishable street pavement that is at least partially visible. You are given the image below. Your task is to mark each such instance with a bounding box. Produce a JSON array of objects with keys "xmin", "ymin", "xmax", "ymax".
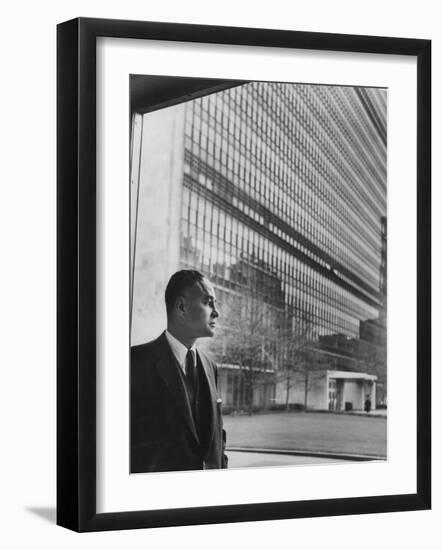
[{"xmin": 223, "ymin": 411, "xmax": 387, "ymax": 458}]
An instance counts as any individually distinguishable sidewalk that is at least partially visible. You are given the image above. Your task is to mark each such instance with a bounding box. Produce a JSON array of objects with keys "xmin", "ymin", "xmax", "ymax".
[
  {"xmin": 227, "ymin": 450, "xmax": 353, "ymax": 469},
  {"xmin": 309, "ymin": 408, "xmax": 387, "ymax": 418},
  {"xmin": 227, "ymin": 446, "xmax": 386, "ymax": 462},
  {"xmin": 348, "ymin": 408, "xmax": 387, "ymax": 418}
]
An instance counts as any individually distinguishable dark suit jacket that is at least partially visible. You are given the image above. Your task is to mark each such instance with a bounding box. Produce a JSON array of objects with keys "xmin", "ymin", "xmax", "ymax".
[{"xmin": 130, "ymin": 332, "xmax": 227, "ymax": 473}]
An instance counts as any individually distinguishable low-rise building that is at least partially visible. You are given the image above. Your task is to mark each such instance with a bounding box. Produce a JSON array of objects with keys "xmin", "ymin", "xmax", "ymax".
[{"xmin": 274, "ymin": 369, "xmax": 377, "ymax": 411}]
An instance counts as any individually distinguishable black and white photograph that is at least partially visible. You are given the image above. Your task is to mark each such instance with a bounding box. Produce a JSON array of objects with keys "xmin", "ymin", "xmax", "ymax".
[{"xmin": 129, "ymin": 76, "xmax": 388, "ymax": 474}]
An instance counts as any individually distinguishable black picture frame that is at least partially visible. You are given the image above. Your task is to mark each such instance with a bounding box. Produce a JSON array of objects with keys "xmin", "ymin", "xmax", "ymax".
[{"xmin": 57, "ymin": 17, "xmax": 431, "ymax": 532}]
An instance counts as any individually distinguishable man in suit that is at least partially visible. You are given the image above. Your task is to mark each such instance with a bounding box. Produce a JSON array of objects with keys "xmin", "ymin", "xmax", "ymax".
[{"xmin": 130, "ymin": 269, "xmax": 228, "ymax": 473}]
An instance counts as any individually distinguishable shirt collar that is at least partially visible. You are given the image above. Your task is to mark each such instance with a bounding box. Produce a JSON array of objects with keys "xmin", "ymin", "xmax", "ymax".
[{"xmin": 165, "ymin": 330, "xmax": 196, "ymax": 373}]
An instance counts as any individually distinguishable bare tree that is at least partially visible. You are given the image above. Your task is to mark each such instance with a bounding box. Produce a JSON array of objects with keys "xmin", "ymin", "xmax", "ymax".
[
  {"xmin": 274, "ymin": 309, "xmax": 315, "ymax": 410},
  {"xmin": 218, "ymin": 289, "xmax": 276, "ymax": 415}
]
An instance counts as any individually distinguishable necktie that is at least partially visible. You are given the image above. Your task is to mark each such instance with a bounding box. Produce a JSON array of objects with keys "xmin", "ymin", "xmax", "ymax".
[
  {"xmin": 186, "ymin": 350, "xmax": 206, "ymax": 445},
  {"xmin": 185, "ymin": 349, "xmax": 197, "ymax": 399}
]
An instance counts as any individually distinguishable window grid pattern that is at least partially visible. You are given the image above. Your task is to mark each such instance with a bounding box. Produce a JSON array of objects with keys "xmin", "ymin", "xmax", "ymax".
[{"xmin": 180, "ymin": 82, "xmax": 386, "ymax": 338}]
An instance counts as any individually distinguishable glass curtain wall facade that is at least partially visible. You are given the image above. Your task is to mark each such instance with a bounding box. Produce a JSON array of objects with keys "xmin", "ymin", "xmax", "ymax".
[
  {"xmin": 178, "ymin": 82, "xmax": 387, "ymax": 410},
  {"xmin": 181, "ymin": 84, "xmax": 385, "ymax": 332}
]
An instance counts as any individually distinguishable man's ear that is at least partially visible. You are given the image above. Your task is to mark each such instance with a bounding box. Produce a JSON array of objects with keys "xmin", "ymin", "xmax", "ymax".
[{"xmin": 175, "ymin": 296, "xmax": 186, "ymax": 317}]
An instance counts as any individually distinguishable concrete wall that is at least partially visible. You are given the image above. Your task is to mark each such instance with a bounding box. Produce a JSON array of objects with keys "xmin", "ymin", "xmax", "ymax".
[
  {"xmin": 343, "ymin": 381, "xmax": 364, "ymax": 410},
  {"xmin": 275, "ymin": 370, "xmax": 377, "ymax": 412},
  {"xmin": 369, "ymin": 382, "xmax": 376, "ymax": 409},
  {"xmin": 131, "ymin": 104, "xmax": 185, "ymax": 345},
  {"xmin": 307, "ymin": 371, "xmax": 329, "ymax": 409}
]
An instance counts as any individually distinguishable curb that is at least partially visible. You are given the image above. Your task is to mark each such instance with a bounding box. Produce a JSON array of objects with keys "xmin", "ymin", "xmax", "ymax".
[
  {"xmin": 305, "ymin": 410, "xmax": 387, "ymax": 419},
  {"xmin": 226, "ymin": 446, "xmax": 386, "ymax": 462}
]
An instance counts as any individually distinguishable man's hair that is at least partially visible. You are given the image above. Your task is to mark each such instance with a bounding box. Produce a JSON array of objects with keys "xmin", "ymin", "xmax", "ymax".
[{"xmin": 165, "ymin": 270, "xmax": 205, "ymax": 315}]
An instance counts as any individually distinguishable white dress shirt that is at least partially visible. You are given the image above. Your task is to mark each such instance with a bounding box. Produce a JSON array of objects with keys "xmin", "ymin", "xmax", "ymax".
[{"xmin": 165, "ymin": 330, "xmax": 196, "ymax": 374}]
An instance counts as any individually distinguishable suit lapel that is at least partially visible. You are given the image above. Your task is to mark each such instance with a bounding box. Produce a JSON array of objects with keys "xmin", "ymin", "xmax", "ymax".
[
  {"xmin": 153, "ymin": 333, "xmax": 199, "ymax": 444},
  {"xmin": 197, "ymin": 350, "xmax": 217, "ymax": 451}
]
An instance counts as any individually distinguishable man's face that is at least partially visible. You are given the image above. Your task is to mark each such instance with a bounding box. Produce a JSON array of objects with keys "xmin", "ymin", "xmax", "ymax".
[{"xmin": 181, "ymin": 278, "xmax": 219, "ymax": 338}]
